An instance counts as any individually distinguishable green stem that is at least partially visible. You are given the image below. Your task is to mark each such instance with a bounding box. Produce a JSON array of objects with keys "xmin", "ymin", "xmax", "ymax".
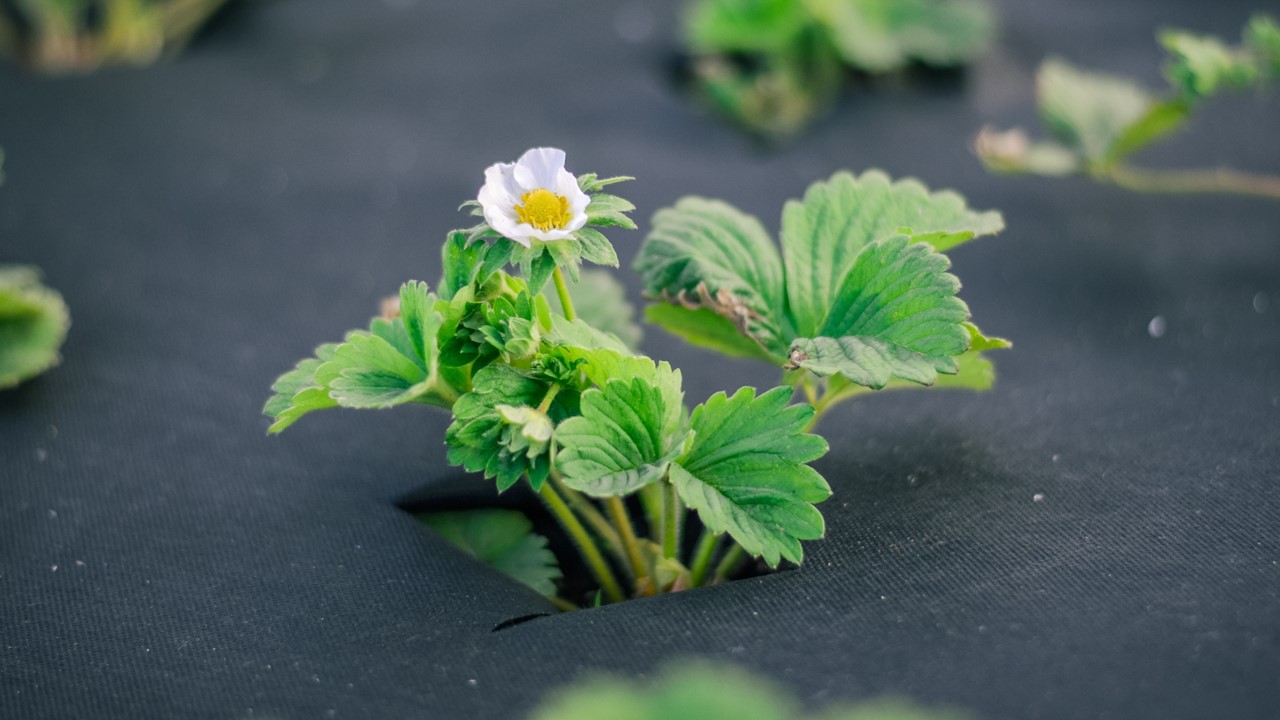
[
  {"xmin": 662, "ymin": 482, "xmax": 681, "ymax": 559},
  {"xmin": 539, "ymin": 479, "xmax": 625, "ymax": 603},
  {"xmin": 1105, "ymin": 164, "xmax": 1280, "ymax": 200},
  {"xmin": 688, "ymin": 530, "xmax": 721, "ymax": 587},
  {"xmin": 713, "ymin": 544, "xmax": 746, "ymax": 584},
  {"xmin": 548, "ymin": 595, "xmax": 579, "ymax": 613},
  {"xmin": 552, "ymin": 266, "xmax": 577, "ymax": 321},
  {"xmin": 536, "ymin": 383, "xmax": 561, "ymax": 414},
  {"xmin": 606, "ymin": 497, "xmax": 649, "ymax": 584},
  {"xmin": 558, "ymin": 482, "xmax": 626, "ymax": 565},
  {"xmin": 639, "ymin": 484, "xmax": 664, "ymax": 540}
]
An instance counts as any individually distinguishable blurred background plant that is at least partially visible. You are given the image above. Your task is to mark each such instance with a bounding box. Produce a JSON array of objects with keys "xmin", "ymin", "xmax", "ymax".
[
  {"xmin": 529, "ymin": 660, "xmax": 971, "ymax": 720},
  {"xmin": 975, "ymin": 14, "xmax": 1280, "ymax": 200},
  {"xmin": 0, "ymin": 147, "xmax": 71, "ymax": 388},
  {"xmin": 0, "ymin": 265, "xmax": 69, "ymax": 389},
  {"xmin": 681, "ymin": 0, "xmax": 996, "ymax": 139},
  {"xmin": 0, "ymin": 0, "xmax": 227, "ymax": 73}
]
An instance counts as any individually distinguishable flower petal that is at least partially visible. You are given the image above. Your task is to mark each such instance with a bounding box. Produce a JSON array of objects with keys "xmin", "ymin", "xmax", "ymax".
[
  {"xmin": 514, "ymin": 147, "xmax": 566, "ymax": 190},
  {"xmin": 489, "ymin": 213, "xmax": 534, "ymax": 247}
]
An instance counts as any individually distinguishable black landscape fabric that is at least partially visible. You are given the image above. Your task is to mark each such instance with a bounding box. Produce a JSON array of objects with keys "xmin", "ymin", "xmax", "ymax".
[{"xmin": 1, "ymin": 0, "xmax": 1278, "ymax": 718}]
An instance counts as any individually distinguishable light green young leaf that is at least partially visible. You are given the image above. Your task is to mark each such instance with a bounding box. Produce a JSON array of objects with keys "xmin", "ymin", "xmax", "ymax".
[
  {"xmin": 636, "ymin": 196, "xmax": 789, "ymax": 353},
  {"xmin": 781, "ymin": 171, "xmax": 1001, "ymax": 338},
  {"xmin": 544, "ymin": 269, "xmax": 643, "ymax": 351},
  {"xmin": 585, "ymin": 194, "xmax": 638, "ymax": 231},
  {"xmin": 789, "ymin": 236, "xmax": 970, "ymax": 389},
  {"xmin": 545, "ymin": 314, "xmax": 633, "ymax": 355},
  {"xmin": 1037, "ymin": 58, "xmax": 1157, "ymax": 165},
  {"xmin": 263, "ymin": 344, "xmax": 340, "ymax": 432},
  {"xmin": 808, "ymin": 0, "xmax": 996, "ymax": 72},
  {"xmin": 1161, "ymin": 29, "xmax": 1259, "ymax": 100},
  {"xmin": 0, "ymin": 265, "xmax": 70, "ymax": 390},
  {"xmin": 313, "ymin": 282, "xmax": 447, "ymax": 408},
  {"xmin": 419, "ymin": 509, "xmax": 561, "ymax": 596},
  {"xmin": 264, "ymin": 281, "xmax": 455, "ymax": 433},
  {"xmin": 577, "ymin": 174, "xmax": 634, "ymax": 193},
  {"xmin": 672, "ymin": 386, "xmax": 829, "ymax": 567},
  {"xmin": 573, "ymin": 228, "xmax": 620, "ymax": 267},
  {"xmin": 556, "ymin": 374, "xmax": 687, "ymax": 497}
]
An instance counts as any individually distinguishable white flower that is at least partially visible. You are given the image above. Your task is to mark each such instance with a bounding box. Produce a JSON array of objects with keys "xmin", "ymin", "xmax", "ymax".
[{"xmin": 477, "ymin": 147, "xmax": 591, "ymax": 247}]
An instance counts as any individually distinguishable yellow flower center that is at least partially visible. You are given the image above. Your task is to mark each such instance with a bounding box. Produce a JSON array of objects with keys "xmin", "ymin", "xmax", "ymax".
[{"xmin": 515, "ymin": 189, "xmax": 571, "ymax": 231}]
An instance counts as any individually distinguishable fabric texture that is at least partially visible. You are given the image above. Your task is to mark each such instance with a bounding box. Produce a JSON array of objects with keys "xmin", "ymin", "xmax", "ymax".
[{"xmin": 1, "ymin": 1, "xmax": 1277, "ymax": 718}]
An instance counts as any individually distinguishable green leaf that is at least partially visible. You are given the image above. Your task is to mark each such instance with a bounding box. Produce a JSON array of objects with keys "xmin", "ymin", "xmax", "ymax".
[
  {"xmin": 821, "ymin": 322, "xmax": 1009, "ymax": 403},
  {"xmin": 556, "ymin": 374, "xmax": 687, "ymax": 497},
  {"xmin": 1105, "ymin": 100, "xmax": 1190, "ymax": 164},
  {"xmin": 545, "ymin": 314, "xmax": 633, "ymax": 355},
  {"xmin": 531, "ymin": 659, "xmax": 969, "ymax": 720},
  {"xmin": 577, "ymin": 174, "xmax": 634, "ymax": 193},
  {"xmin": 573, "ymin": 228, "xmax": 621, "ymax": 267},
  {"xmin": 808, "ymin": 0, "xmax": 996, "ymax": 72},
  {"xmin": 1161, "ymin": 29, "xmax": 1259, "ymax": 100},
  {"xmin": 1037, "ymin": 58, "xmax": 1157, "ymax": 165},
  {"xmin": 445, "ymin": 364, "xmax": 570, "ymax": 492},
  {"xmin": 1248, "ymin": 14, "xmax": 1280, "ymax": 79},
  {"xmin": 315, "ymin": 282, "xmax": 447, "ymax": 408},
  {"xmin": 643, "ymin": 304, "xmax": 781, "ymax": 362},
  {"xmin": 788, "ymin": 235, "xmax": 971, "ymax": 389},
  {"xmin": 264, "ymin": 281, "xmax": 456, "ymax": 433},
  {"xmin": 544, "ymin": 269, "xmax": 642, "ymax": 351},
  {"xmin": 419, "ymin": 509, "xmax": 561, "ymax": 596},
  {"xmin": 585, "ymin": 194, "xmax": 638, "ymax": 231},
  {"xmin": 440, "ymin": 231, "xmax": 484, "ymax": 300},
  {"xmin": 690, "ymin": 36, "xmax": 844, "ymax": 138},
  {"xmin": 263, "ymin": 344, "xmax": 340, "ymax": 432},
  {"xmin": 684, "ymin": 0, "xmax": 813, "ymax": 54},
  {"xmin": 525, "ymin": 248, "xmax": 559, "ymax": 294},
  {"xmin": 781, "ymin": 170, "xmax": 1001, "ymax": 338},
  {"xmin": 672, "ymin": 386, "xmax": 830, "ymax": 567},
  {"xmin": 635, "ymin": 196, "xmax": 789, "ymax": 353},
  {"xmin": 0, "ymin": 265, "xmax": 70, "ymax": 390}
]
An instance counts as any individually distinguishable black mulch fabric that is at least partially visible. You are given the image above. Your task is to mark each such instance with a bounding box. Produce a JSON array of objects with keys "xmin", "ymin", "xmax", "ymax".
[{"xmin": 1, "ymin": 1, "xmax": 1277, "ymax": 718}]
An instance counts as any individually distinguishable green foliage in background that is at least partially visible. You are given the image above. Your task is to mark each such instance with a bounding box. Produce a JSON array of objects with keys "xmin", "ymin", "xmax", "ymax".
[
  {"xmin": 683, "ymin": 0, "xmax": 997, "ymax": 138},
  {"xmin": 0, "ymin": 0, "xmax": 226, "ymax": 72},
  {"xmin": 530, "ymin": 660, "xmax": 971, "ymax": 720},
  {"xmin": 0, "ymin": 265, "xmax": 70, "ymax": 389},
  {"xmin": 976, "ymin": 14, "xmax": 1280, "ymax": 200},
  {"xmin": 419, "ymin": 510, "xmax": 561, "ymax": 596}
]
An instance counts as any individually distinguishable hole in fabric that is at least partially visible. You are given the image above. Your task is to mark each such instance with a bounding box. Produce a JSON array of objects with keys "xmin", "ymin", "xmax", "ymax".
[
  {"xmin": 491, "ymin": 613, "xmax": 553, "ymax": 632},
  {"xmin": 397, "ymin": 477, "xmax": 785, "ymax": 613}
]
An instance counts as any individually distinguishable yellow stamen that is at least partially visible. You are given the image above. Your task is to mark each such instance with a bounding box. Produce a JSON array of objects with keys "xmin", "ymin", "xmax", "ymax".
[{"xmin": 515, "ymin": 188, "xmax": 572, "ymax": 231}]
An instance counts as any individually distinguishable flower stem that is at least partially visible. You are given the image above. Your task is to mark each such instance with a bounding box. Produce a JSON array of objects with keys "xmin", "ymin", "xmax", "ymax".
[
  {"xmin": 662, "ymin": 482, "xmax": 681, "ymax": 559},
  {"xmin": 605, "ymin": 497, "xmax": 649, "ymax": 584},
  {"xmin": 713, "ymin": 544, "xmax": 746, "ymax": 584},
  {"xmin": 539, "ymin": 479, "xmax": 625, "ymax": 603},
  {"xmin": 558, "ymin": 482, "xmax": 626, "ymax": 565},
  {"xmin": 536, "ymin": 383, "xmax": 561, "ymax": 414},
  {"xmin": 552, "ymin": 266, "xmax": 577, "ymax": 321},
  {"xmin": 1104, "ymin": 164, "xmax": 1280, "ymax": 200},
  {"xmin": 688, "ymin": 530, "xmax": 722, "ymax": 587}
]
